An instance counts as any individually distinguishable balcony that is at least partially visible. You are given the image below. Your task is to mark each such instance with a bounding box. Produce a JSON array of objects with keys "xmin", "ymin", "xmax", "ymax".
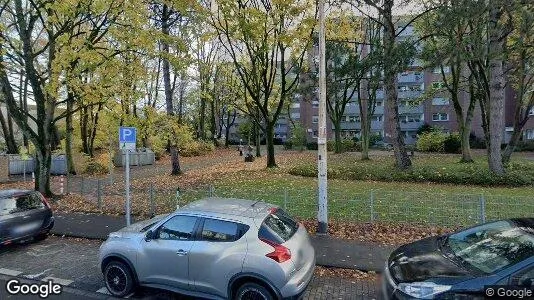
[
  {"xmin": 399, "ymin": 121, "xmax": 424, "ymax": 130},
  {"xmin": 399, "ymin": 105, "xmax": 424, "ymax": 115},
  {"xmin": 398, "ymin": 90, "xmax": 422, "ymax": 99},
  {"xmin": 398, "ymin": 73, "xmax": 424, "ymax": 83}
]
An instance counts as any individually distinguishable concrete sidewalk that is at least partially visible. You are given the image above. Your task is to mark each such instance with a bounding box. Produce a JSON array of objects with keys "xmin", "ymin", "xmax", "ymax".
[{"xmin": 51, "ymin": 212, "xmax": 394, "ymax": 273}]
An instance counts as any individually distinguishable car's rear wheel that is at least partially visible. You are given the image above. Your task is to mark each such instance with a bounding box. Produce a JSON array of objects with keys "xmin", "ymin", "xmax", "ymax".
[
  {"xmin": 235, "ymin": 282, "xmax": 274, "ymax": 300},
  {"xmin": 104, "ymin": 261, "xmax": 135, "ymax": 297}
]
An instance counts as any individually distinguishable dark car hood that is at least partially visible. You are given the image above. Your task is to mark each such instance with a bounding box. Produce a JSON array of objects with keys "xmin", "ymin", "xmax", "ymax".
[{"xmin": 388, "ymin": 236, "xmax": 473, "ymax": 284}]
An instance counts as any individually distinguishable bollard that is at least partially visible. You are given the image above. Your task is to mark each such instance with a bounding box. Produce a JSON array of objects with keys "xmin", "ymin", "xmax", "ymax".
[
  {"xmin": 60, "ymin": 175, "xmax": 64, "ymax": 195},
  {"xmin": 97, "ymin": 179, "xmax": 102, "ymax": 209}
]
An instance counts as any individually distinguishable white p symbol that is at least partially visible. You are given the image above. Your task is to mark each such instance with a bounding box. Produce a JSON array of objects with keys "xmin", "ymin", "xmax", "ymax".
[{"xmin": 123, "ymin": 129, "xmax": 132, "ymax": 139}]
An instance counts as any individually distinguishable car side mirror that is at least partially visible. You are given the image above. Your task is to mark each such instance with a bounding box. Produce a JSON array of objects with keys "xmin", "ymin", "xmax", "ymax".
[{"xmin": 145, "ymin": 230, "xmax": 154, "ymax": 242}]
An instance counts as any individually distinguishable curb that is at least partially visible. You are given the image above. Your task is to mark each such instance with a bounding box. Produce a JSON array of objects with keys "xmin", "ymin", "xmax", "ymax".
[{"xmin": 47, "ymin": 231, "xmax": 384, "ymax": 273}]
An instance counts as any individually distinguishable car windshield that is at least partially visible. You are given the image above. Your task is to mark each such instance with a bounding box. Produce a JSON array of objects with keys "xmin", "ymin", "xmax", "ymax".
[{"xmin": 445, "ymin": 220, "xmax": 534, "ymax": 274}]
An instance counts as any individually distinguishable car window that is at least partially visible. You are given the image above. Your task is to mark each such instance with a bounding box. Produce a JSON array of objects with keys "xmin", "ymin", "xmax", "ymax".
[
  {"xmin": 259, "ymin": 208, "xmax": 299, "ymax": 244},
  {"xmin": 201, "ymin": 219, "xmax": 238, "ymax": 242},
  {"xmin": 157, "ymin": 215, "xmax": 197, "ymax": 241},
  {"xmin": 0, "ymin": 193, "xmax": 44, "ymax": 216},
  {"xmin": 445, "ymin": 220, "xmax": 534, "ymax": 274},
  {"xmin": 513, "ymin": 267, "xmax": 534, "ymax": 287}
]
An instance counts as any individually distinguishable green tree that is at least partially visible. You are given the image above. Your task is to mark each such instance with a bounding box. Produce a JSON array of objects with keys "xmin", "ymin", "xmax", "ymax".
[{"xmin": 210, "ymin": 0, "xmax": 315, "ymax": 168}]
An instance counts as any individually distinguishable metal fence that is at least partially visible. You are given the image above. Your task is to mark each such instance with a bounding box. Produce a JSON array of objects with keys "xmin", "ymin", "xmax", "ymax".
[
  {"xmin": 57, "ymin": 175, "xmax": 534, "ymax": 228},
  {"xmin": 3, "ymin": 154, "xmax": 67, "ymax": 175}
]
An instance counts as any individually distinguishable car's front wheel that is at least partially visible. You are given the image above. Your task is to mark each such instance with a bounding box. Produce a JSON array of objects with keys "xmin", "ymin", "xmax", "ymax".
[
  {"xmin": 103, "ymin": 261, "xmax": 135, "ymax": 297},
  {"xmin": 235, "ymin": 282, "xmax": 274, "ymax": 300}
]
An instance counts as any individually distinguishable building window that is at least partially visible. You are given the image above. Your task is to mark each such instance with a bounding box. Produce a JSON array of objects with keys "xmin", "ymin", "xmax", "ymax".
[
  {"xmin": 291, "ymin": 103, "xmax": 300, "ymax": 109},
  {"xmin": 400, "ymin": 114, "xmax": 422, "ymax": 123},
  {"xmin": 529, "ymin": 107, "xmax": 534, "ymax": 116},
  {"xmin": 345, "ymin": 115, "xmax": 360, "ymax": 122},
  {"xmin": 312, "ymin": 100, "xmax": 319, "ymax": 108},
  {"xmin": 290, "ymin": 112, "xmax": 300, "ymax": 119},
  {"xmin": 398, "ymin": 85, "xmax": 409, "ymax": 92},
  {"xmin": 433, "ymin": 66, "xmax": 450, "ymax": 74},
  {"xmin": 376, "ymin": 101, "xmax": 383, "ymax": 107},
  {"xmin": 432, "ymin": 113, "xmax": 449, "ymax": 121},
  {"xmin": 312, "ymin": 115, "xmax": 319, "ymax": 123},
  {"xmin": 371, "ymin": 115, "xmax": 383, "ymax": 122},
  {"xmin": 526, "ymin": 129, "xmax": 534, "ymax": 140},
  {"xmin": 432, "ymin": 98, "xmax": 450, "ymax": 106}
]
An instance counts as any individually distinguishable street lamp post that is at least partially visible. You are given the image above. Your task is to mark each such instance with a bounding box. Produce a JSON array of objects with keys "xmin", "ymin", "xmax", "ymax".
[{"xmin": 317, "ymin": 0, "xmax": 328, "ymax": 234}]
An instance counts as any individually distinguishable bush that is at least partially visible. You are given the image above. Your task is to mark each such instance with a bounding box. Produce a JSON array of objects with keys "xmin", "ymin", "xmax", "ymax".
[
  {"xmin": 470, "ymin": 133, "xmax": 486, "ymax": 149},
  {"xmin": 516, "ymin": 140, "xmax": 534, "ymax": 152},
  {"xmin": 83, "ymin": 159, "xmax": 108, "ymax": 175},
  {"xmin": 180, "ymin": 141, "xmax": 215, "ymax": 157},
  {"xmin": 369, "ymin": 133, "xmax": 383, "ymax": 147},
  {"xmin": 443, "ymin": 133, "xmax": 461, "ymax": 154},
  {"xmin": 284, "ymin": 140, "xmax": 293, "ymax": 150},
  {"xmin": 417, "ymin": 123, "xmax": 438, "ymax": 135},
  {"xmin": 306, "ymin": 142, "xmax": 318, "ymax": 150},
  {"xmin": 416, "ymin": 131, "xmax": 446, "ymax": 152},
  {"xmin": 288, "ymin": 156, "xmax": 534, "ymax": 187},
  {"xmin": 288, "ymin": 122, "xmax": 307, "ymax": 151}
]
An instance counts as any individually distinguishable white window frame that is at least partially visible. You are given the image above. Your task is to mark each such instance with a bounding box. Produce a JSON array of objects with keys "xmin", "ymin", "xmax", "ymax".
[
  {"xmin": 529, "ymin": 107, "xmax": 534, "ymax": 116},
  {"xmin": 432, "ymin": 113, "xmax": 449, "ymax": 121}
]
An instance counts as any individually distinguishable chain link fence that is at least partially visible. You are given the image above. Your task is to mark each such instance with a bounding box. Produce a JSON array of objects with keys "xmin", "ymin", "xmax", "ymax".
[{"xmin": 55, "ymin": 174, "xmax": 534, "ymax": 228}]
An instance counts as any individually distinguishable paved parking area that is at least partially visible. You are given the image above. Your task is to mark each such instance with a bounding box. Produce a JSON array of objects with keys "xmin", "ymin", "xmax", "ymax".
[{"xmin": 0, "ymin": 237, "xmax": 379, "ymax": 299}]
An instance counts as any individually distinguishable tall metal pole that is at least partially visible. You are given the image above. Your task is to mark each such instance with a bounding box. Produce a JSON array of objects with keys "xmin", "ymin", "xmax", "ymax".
[
  {"xmin": 317, "ymin": 0, "xmax": 328, "ymax": 234},
  {"xmin": 125, "ymin": 150, "xmax": 131, "ymax": 226}
]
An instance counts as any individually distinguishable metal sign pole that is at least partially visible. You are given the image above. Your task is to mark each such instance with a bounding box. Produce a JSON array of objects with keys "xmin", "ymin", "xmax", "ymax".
[{"xmin": 125, "ymin": 149, "xmax": 131, "ymax": 226}]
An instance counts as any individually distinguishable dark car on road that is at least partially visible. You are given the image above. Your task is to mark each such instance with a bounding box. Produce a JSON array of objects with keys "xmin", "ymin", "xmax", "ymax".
[
  {"xmin": 383, "ymin": 218, "xmax": 534, "ymax": 299},
  {"xmin": 0, "ymin": 189, "xmax": 54, "ymax": 245}
]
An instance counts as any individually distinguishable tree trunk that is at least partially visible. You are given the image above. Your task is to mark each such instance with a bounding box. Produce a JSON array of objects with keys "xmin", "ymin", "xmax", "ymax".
[
  {"xmin": 199, "ymin": 97, "xmax": 206, "ymax": 140},
  {"xmin": 383, "ymin": 0, "xmax": 411, "ymax": 170},
  {"xmin": 170, "ymin": 146, "xmax": 181, "ymax": 175},
  {"xmin": 254, "ymin": 121, "xmax": 261, "ymax": 157},
  {"xmin": 209, "ymin": 100, "xmax": 217, "ymax": 145},
  {"xmin": 0, "ymin": 108, "xmax": 17, "ymax": 153},
  {"xmin": 360, "ymin": 94, "xmax": 370, "ymax": 160},
  {"xmin": 35, "ymin": 143, "xmax": 52, "ymax": 196},
  {"xmin": 333, "ymin": 121, "xmax": 342, "ymax": 153},
  {"xmin": 65, "ymin": 95, "xmax": 76, "ymax": 174},
  {"xmin": 486, "ymin": 0, "xmax": 505, "ymax": 175},
  {"xmin": 225, "ymin": 112, "xmax": 231, "ymax": 148},
  {"xmin": 265, "ymin": 122, "xmax": 276, "ymax": 168}
]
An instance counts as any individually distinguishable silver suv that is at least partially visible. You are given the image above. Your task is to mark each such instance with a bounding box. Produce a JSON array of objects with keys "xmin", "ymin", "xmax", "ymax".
[{"xmin": 98, "ymin": 198, "xmax": 316, "ymax": 299}]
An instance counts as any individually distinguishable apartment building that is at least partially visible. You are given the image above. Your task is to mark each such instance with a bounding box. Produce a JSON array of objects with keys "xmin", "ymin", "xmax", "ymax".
[{"xmin": 227, "ymin": 21, "xmax": 534, "ymax": 146}]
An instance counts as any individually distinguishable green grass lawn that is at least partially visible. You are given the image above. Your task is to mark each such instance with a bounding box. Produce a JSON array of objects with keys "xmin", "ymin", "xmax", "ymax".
[{"xmin": 152, "ymin": 151, "xmax": 534, "ymax": 227}]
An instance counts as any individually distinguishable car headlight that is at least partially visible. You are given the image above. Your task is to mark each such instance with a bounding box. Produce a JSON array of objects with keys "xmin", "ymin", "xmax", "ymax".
[{"xmin": 398, "ymin": 282, "xmax": 451, "ymax": 299}]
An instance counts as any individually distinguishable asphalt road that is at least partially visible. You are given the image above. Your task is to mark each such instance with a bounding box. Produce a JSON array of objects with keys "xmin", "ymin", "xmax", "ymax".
[{"xmin": 0, "ymin": 237, "xmax": 379, "ymax": 300}]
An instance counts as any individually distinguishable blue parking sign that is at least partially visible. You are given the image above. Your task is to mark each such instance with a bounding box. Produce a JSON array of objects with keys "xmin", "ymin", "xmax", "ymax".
[{"xmin": 119, "ymin": 127, "xmax": 136, "ymax": 150}]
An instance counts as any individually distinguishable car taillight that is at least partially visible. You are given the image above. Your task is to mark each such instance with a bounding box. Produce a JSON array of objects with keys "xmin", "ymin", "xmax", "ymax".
[
  {"xmin": 260, "ymin": 238, "xmax": 291, "ymax": 263},
  {"xmin": 39, "ymin": 192, "xmax": 51, "ymax": 209}
]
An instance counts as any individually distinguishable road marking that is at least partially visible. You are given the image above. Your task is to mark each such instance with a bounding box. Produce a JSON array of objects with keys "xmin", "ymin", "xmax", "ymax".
[
  {"xmin": 0, "ymin": 268, "xmax": 22, "ymax": 276},
  {"xmin": 96, "ymin": 287, "xmax": 110, "ymax": 295},
  {"xmin": 41, "ymin": 276, "xmax": 73, "ymax": 286},
  {"xmin": 23, "ymin": 268, "xmax": 52, "ymax": 280}
]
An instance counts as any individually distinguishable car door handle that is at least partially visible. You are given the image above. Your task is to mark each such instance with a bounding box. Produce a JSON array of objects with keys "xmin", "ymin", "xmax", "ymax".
[
  {"xmin": 22, "ymin": 215, "xmax": 31, "ymax": 219},
  {"xmin": 176, "ymin": 249, "xmax": 188, "ymax": 256}
]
